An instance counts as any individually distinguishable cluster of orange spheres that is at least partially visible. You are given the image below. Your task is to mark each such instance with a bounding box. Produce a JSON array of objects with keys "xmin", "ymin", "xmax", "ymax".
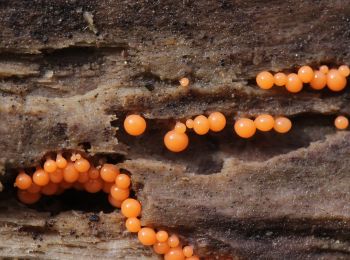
[
  {"xmin": 14, "ymin": 153, "xmax": 199, "ymax": 260},
  {"xmin": 256, "ymin": 65, "xmax": 349, "ymax": 93}
]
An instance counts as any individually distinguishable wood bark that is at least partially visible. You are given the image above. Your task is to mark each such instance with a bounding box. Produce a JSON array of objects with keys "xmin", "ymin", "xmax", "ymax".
[{"xmin": 0, "ymin": 0, "xmax": 349, "ymax": 259}]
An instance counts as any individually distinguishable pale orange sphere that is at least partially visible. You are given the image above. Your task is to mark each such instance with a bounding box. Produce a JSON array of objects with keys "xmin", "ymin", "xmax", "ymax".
[
  {"xmin": 338, "ymin": 65, "xmax": 350, "ymax": 77},
  {"xmin": 84, "ymin": 178, "xmax": 103, "ymax": 193},
  {"xmin": 256, "ymin": 71, "xmax": 274, "ymax": 89},
  {"xmin": 234, "ymin": 118, "xmax": 256, "ymax": 138},
  {"xmin": 44, "ymin": 159, "xmax": 57, "ymax": 173},
  {"xmin": 254, "ymin": 114, "xmax": 274, "ymax": 132},
  {"xmin": 156, "ymin": 230, "xmax": 169, "ymax": 242},
  {"xmin": 273, "ymin": 72, "xmax": 287, "ymax": 86},
  {"xmin": 274, "ymin": 117, "xmax": 292, "ymax": 133},
  {"xmin": 286, "ymin": 73, "xmax": 303, "ymax": 93},
  {"xmin": 334, "ymin": 116, "xmax": 349, "ymax": 130},
  {"xmin": 63, "ymin": 162, "xmax": 79, "ymax": 183},
  {"xmin": 168, "ymin": 235, "xmax": 180, "ymax": 248},
  {"xmin": 138, "ymin": 227, "xmax": 157, "ymax": 246},
  {"xmin": 41, "ymin": 182, "xmax": 58, "ymax": 196},
  {"xmin": 153, "ymin": 241, "xmax": 170, "ymax": 254},
  {"xmin": 115, "ymin": 174, "xmax": 131, "ymax": 189},
  {"xmin": 193, "ymin": 115, "xmax": 210, "ymax": 135},
  {"xmin": 33, "ymin": 169, "xmax": 50, "ymax": 186},
  {"xmin": 125, "ymin": 217, "xmax": 141, "ymax": 233},
  {"xmin": 100, "ymin": 164, "xmax": 119, "ymax": 182},
  {"xmin": 74, "ymin": 158, "xmax": 90, "ymax": 173},
  {"xmin": 297, "ymin": 66, "xmax": 314, "ymax": 83},
  {"xmin": 310, "ymin": 70, "xmax": 327, "ymax": 90},
  {"xmin": 183, "ymin": 246, "xmax": 194, "ymax": 257},
  {"xmin": 124, "ymin": 114, "xmax": 146, "ymax": 136},
  {"xmin": 108, "ymin": 194, "xmax": 122, "ymax": 208},
  {"xmin": 319, "ymin": 65, "xmax": 329, "ymax": 74},
  {"xmin": 56, "ymin": 153, "xmax": 67, "ymax": 169},
  {"xmin": 179, "ymin": 77, "xmax": 190, "ymax": 87},
  {"xmin": 110, "ymin": 185, "xmax": 130, "ymax": 201},
  {"xmin": 17, "ymin": 190, "xmax": 41, "ymax": 204},
  {"xmin": 49, "ymin": 169, "xmax": 64, "ymax": 183},
  {"xmin": 208, "ymin": 112, "xmax": 226, "ymax": 132},
  {"xmin": 121, "ymin": 198, "xmax": 142, "ymax": 218},
  {"xmin": 174, "ymin": 122, "xmax": 187, "ymax": 134},
  {"xmin": 15, "ymin": 171, "xmax": 32, "ymax": 190},
  {"xmin": 164, "ymin": 130, "xmax": 189, "ymax": 152},
  {"xmin": 327, "ymin": 69, "xmax": 347, "ymax": 92},
  {"xmin": 88, "ymin": 167, "xmax": 100, "ymax": 179},
  {"xmin": 185, "ymin": 119, "xmax": 194, "ymax": 129},
  {"xmin": 164, "ymin": 247, "xmax": 185, "ymax": 260}
]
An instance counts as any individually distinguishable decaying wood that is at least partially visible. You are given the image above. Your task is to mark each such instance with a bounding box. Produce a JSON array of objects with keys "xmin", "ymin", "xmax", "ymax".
[{"xmin": 0, "ymin": 0, "xmax": 349, "ymax": 259}]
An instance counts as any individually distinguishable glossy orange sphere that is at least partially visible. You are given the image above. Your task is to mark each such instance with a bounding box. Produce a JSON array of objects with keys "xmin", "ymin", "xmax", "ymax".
[
  {"xmin": 319, "ymin": 65, "xmax": 329, "ymax": 74},
  {"xmin": 110, "ymin": 185, "xmax": 130, "ymax": 201},
  {"xmin": 44, "ymin": 159, "xmax": 57, "ymax": 173},
  {"xmin": 297, "ymin": 66, "xmax": 314, "ymax": 83},
  {"xmin": 17, "ymin": 190, "xmax": 41, "ymax": 204},
  {"xmin": 138, "ymin": 227, "xmax": 157, "ymax": 246},
  {"xmin": 185, "ymin": 119, "xmax": 194, "ymax": 129},
  {"xmin": 63, "ymin": 162, "xmax": 79, "ymax": 183},
  {"xmin": 100, "ymin": 164, "xmax": 119, "ymax": 182},
  {"xmin": 310, "ymin": 70, "xmax": 327, "ymax": 90},
  {"xmin": 121, "ymin": 198, "xmax": 142, "ymax": 218},
  {"xmin": 164, "ymin": 130, "xmax": 189, "ymax": 152},
  {"xmin": 193, "ymin": 115, "xmax": 210, "ymax": 135},
  {"xmin": 273, "ymin": 72, "xmax": 287, "ymax": 86},
  {"xmin": 74, "ymin": 158, "xmax": 90, "ymax": 173},
  {"xmin": 254, "ymin": 114, "xmax": 274, "ymax": 132},
  {"xmin": 153, "ymin": 242, "xmax": 170, "ymax": 254},
  {"xmin": 124, "ymin": 114, "xmax": 147, "ymax": 136},
  {"xmin": 168, "ymin": 235, "xmax": 180, "ymax": 248},
  {"xmin": 15, "ymin": 171, "xmax": 32, "ymax": 190},
  {"xmin": 164, "ymin": 247, "xmax": 185, "ymax": 260},
  {"xmin": 183, "ymin": 246, "xmax": 194, "ymax": 257},
  {"xmin": 286, "ymin": 73, "xmax": 303, "ymax": 93},
  {"xmin": 174, "ymin": 122, "xmax": 187, "ymax": 134},
  {"xmin": 125, "ymin": 217, "xmax": 141, "ymax": 233},
  {"xmin": 274, "ymin": 117, "xmax": 292, "ymax": 133},
  {"xmin": 334, "ymin": 116, "xmax": 349, "ymax": 130},
  {"xmin": 338, "ymin": 65, "xmax": 350, "ymax": 77},
  {"xmin": 208, "ymin": 112, "xmax": 226, "ymax": 132},
  {"xmin": 115, "ymin": 174, "xmax": 131, "ymax": 189},
  {"xmin": 156, "ymin": 230, "xmax": 169, "ymax": 242},
  {"xmin": 256, "ymin": 71, "xmax": 274, "ymax": 89},
  {"xmin": 56, "ymin": 153, "xmax": 67, "ymax": 169},
  {"xmin": 33, "ymin": 169, "xmax": 50, "ymax": 186},
  {"xmin": 327, "ymin": 69, "xmax": 347, "ymax": 92},
  {"xmin": 234, "ymin": 118, "xmax": 256, "ymax": 138}
]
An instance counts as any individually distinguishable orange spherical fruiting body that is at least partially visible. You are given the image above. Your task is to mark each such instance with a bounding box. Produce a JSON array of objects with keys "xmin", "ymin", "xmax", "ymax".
[
  {"xmin": 153, "ymin": 241, "xmax": 171, "ymax": 254},
  {"xmin": 41, "ymin": 182, "xmax": 58, "ymax": 196},
  {"xmin": 297, "ymin": 66, "xmax": 314, "ymax": 83},
  {"xmin": 254, "ymin": 114, "xmax": 274, "ymax": 132},
  {"xmin": 164, "ymin": 130, "xmax": 189, "ymax": 152},
  {"xmin": 174, "ymin": 122, "xmax": 186, "ymax": 134},
  {"xmin": 27, "ymin": 183, "xmax": 41, "ymax": 194},
  {"xmin": 110, "ymin": 185, "xmax": 130, "ymax": 201},
  {"xmin": 74, "ymin": 158, "xmax": 90, "ymax": 173},
  {"xmin": 256, "ymin": 71, "xmax": 274, "ymax": 89},
  {"xmin": 15, "ymin": 171, "xmax": 32, "ymax": 190},
  {"xmin": 310, "ymin": 70, "xmax": 327, "ymax": 90},
  {"xmin": 168, "ymin": 235, "xmax": 180, "ymax": 248},
  {"xmin": 108, "ymin": 194, "xmax": 122, "ymax": 208},
  {"xmin": 273, "ymin": 72, "xmax": 287, "ymax": 86},
  {"xmin": 49, "ymin": 169, "xmax": 64, "ymax": 183},
  {"xmin": 17, "ymin": 190, "xmax": 41, "ymax": 204},
  {"xmin": 121, "ymin": 198, "xmax": 142, "ymax": 218},
  {"xmin": 88, "ymin": 167, "xmax": 100, "ymax": 179},
  {"xmin": 334, "ymin": 116, "xmax": 349, "ymax": 130},
  {"xmin": 84, "ymin": 178, "xmax": 103, "ymax": 193},
  {"xmin": 286, "ymin": 73, "xmax": 303, "ymax": 93},
  {"xmin": 234, "ymin": 118, "xmax": 256, "ymax": 138},
  {"xmin": 44, "ymin": 159, "xmax": 57, "ymax": 173},
  {"xmin": 327, "ymin": 69, "xmax": 347, "ymax": 92},
  {"xmin": 56, "ymin": 153, "xmax": 67, "ymax": 169},
  {"xmin": 78, "ymin": 171, "xmax": 89, "ymax": 183},
  {"xmin": 102, "ymin": 181, "xmax": 114, "ymax": 193},
  {"xmin": 156, "ymin": 230, "xmax": 169, "ymax": 242},
  {"xmin": 125, "ymin": 217, "xmax": 141, "ymax": 233},
  {"xmin": 319, "ymin": 65, "xmax": 329, "ymax": 74},
  {"xmin": 183, "ymin": 246, "xmax": 194, "ymax": 257},
  {"xmin": 124, "ymin": 114, "xmax": 147, "ymax": 136},
  {"xmin": 208, "ymin": 112, "xmax": 226, "ymax": 132},
  {"xmin": 164, "ymin": 247, "xmax": 185, "ymax": 260},
  {"xmin": 185, "ymin": 119, "xmax": 194, "ymax": 129},
  {"xmin": 179, "ymin": 77, "xmax": 190, "ymax": 87},
  {"xmin": 63, "ymin": 162, "xmax": 79, "ymax": 183},
  {"xmin": 274, "ymin": 117, "xmax": 292, "ymax": 133},
  {"xmin": 33, "ymin": 168, "xmax": 50, "ymax": 186},
  {"xmin": 138, "ymin": 227, "xmax": 157, "ymax": 246},
  {"xmin": 115, "ymin": 174, "xmax": 131, "ymax": 189},
  {"xmin": 100, "ymin": 164, "xmax": 119, "ymax": 182},
  {"xmin": 193, "ymin": 115, "xmax": 210, "ymax": 135},
  {"xmin": 338, "ymin": 65, "xmax": 350, "ymax": 77}
]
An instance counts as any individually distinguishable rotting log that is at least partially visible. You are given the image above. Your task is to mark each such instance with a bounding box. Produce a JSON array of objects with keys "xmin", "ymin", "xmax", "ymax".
[{"xmin": 0, "ymin": 0, "xmax": 349, "ymax": 259}]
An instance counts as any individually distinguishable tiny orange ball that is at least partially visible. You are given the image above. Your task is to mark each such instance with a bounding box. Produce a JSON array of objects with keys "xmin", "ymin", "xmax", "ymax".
[
  {"xmin": 115, "ymin": 174, "xmax": 131, "ymax": 189},
  {"xmin": 164, "ymin": 247, "xmax": 185, "ymax": 260},
  {"xmin": 254, "ymin": 114, "xmax": 274, "ymax": 132},
  {"xmin": 297, "ymin": 66, "xmax": 314, "ymax": 83},
  {"xmin": 179, "ymin": 77, "xmax": 190, "ymax": 87},
  {"xmin": 208, "ymin": 112, "xmax": 226, "ymax": 132},
  {"xmin": 121, "ymin": 198, "xmax": 142, "ymax": 218},
  {"xmin": 110, "ymin": 185, "xmax": 130, "ymax": 201},
  {"xmin": 174, "ymin": 122, "xmax": 186, "ymax": 134},
  {"xmin": 56, "ymin": 153, "xmax": 67, "ymax": 169},
  {"xmin": 124, "ymin": 114, "xmax": 147, "ymax": 136},
  {"xmin": 286, "ymin": 73, "xmax": 303, "ymax": 93},
  {"xmin": 100, "ymin": 164, "xmax": 119, "ymax": 182},
  {"xmin": 17, "ymin": 190, "xmax": 41, "ymax": 204},
  {"xmin": 185, "ymin": 119, "xmax": 194, "ymax": 129},
  {"xmin": 319, "ymin": 65, "xmax": 329, "ymax": 74},
  {"xmin": 256, "ymin": 71, "xmax": 274, "ymax": 89},
  {"xmin": 49, "ymin": 169, "xmax": 64, "ymax": 183},
  {"xmin": 88, "ymin": 167, "xmax": 100, "ymax": 179},
  {"xmin": 273, "ymin": 72, "xmax": 287, "ymax": 86},
  {"xmin": 310, "ymin": 70, "xmax": 327, "ymax": 90},
  {"xmin": 63, "ymin": 162, "xmax": 79, "ymax": 183},
  {"xmin": 84, "ymin": 178, "xmax": 103, "ymax": 193},
  {"xmin": 125, "ymin": 217, "xmax": 141, "ymax": 233},
  {"xmin": 234, "ymin": 118, "xmax": 256, "ymax": 138},
  {"xmin": 138, "ymin": 227, "xmax": 157, "ymax": 246},
  {"xmin": 334, "ymin": 116, "xmax": 349, "ymax": 130},
  {"xmin": 74, "ymin": 158, "xmax": 90, "ymax": 173},
  {"xmin": 327, "ymin": 69, "xmax": 347, "ymax": 92},
  {"xmin": 153, "ymin": 241, "xmax": 170, "ymax": 254},
  {"xmin": 164, "ymin": 130, "xmax": 189, "ymax": 152},
  {"xmin": 44, "ymin": 159, "xmax": 57, "ymax": 173},
  {"xmin": 156, "ymin": 230, "xmax": 169, "ymax": 242},
  {"xmin": 41, "ymin": 182, "xmax": 58, "ymax": 196},
  {"xmin": 15, "ymin": 171, "xmax": 32, "ymax": 190},
  {"xmin": 338, "ymin": 65, "xmax": 350, "ymax": 77},
  {"xmin": 33, "ymin": 168, "xmax": 50, "ymax": 186},
  {"xmin": 108, "ymin": 194, "xmax": 122, "ymax": 208},
  {"xmin": 183, "ymin": 246, "xmax": 194, "ymax": 257},
  {"xmin": 168, "ymin": 234, "xmax": 180, "ymax": 248},
  {"xmin": 274, "ymin": 117, "xmax": 292, "ymax": 133},
  {"xmin": 193, "ymin": 115, "xmax": 210, "ymax": 135}
]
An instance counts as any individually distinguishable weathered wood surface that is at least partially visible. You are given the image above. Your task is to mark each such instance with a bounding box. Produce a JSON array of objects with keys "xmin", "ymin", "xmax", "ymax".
[{"xmin": 0, "ymin": 0, "xmax": 349, "ymax": 259}]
